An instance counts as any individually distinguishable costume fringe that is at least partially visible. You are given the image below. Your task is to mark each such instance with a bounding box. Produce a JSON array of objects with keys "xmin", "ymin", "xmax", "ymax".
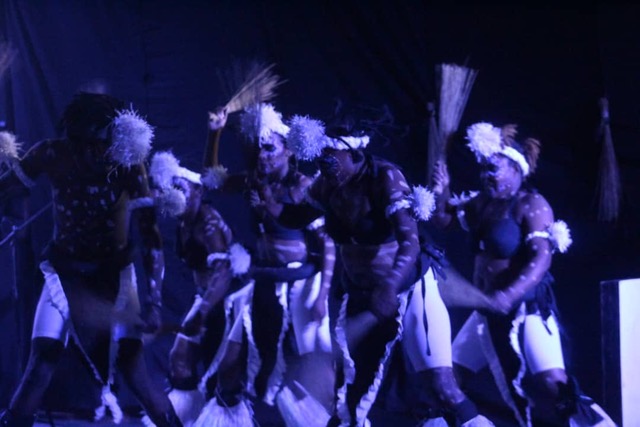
[
  {"xmin": 192, "ymin": 398, "xmax": 254, "ymax": 427},
  {"xmin": 94, "ymin": 386, "xmax": 123, "ymax": 424},
  {"xmin": 243, "ymin": 287, "xmax": 262, "ymax": 398},
  {"xmin": 275, "ymin": 384, "xmax": 330, "ymax": 427},
  {"xmin": 199, "ymin": 283, "xmax": 257, "ymax": 396},
  {"xmin": 475, "ymin": 312, "xmax": 528, "ymax": 427},
  {"xmin": 334, "ymin": 291, "xmax": 409, "ymax": 426},
  {"xmin": 264, "ymin": 281, "xmax": 291, "ymax": 405},
  {"xmin": 167, "ymin": 388, "xmax": 206, "ymax": 427},
  {"xmin": 508, "ymin": 304, "xmax": 532, "ymax": 426}
]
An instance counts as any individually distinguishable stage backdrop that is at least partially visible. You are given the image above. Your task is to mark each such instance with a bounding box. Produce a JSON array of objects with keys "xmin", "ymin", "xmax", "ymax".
[{"xmin": 1, "ymin": 0, "xmax": 639, "ymax": 415}]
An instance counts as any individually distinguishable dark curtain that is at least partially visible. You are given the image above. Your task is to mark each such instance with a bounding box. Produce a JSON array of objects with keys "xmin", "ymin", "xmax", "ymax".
[{"xmin": 1, "ymin": 0, "xmax": 639, "ymax": 414}]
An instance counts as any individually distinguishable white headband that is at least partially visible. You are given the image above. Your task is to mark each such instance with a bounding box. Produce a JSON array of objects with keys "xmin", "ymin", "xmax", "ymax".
[
  {"xmin": 239, "ymin": 103, "xmax": 290, "ymax": 142},
  {"xmin": 287, "ymin": 114, "xmax": 370, "ymax": 161},
  {"xmin": 149, "ymin": 151, "xmax": 201, "ymax": 190},
  {"xmin": 466, "ymin": 122, "xmax": 530, "ymax": 176}
]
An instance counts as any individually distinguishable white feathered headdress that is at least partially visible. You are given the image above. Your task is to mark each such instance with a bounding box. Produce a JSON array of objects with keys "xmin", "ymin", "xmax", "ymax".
[
  {"xmin": 108, "ymin": 108, "xmax": 155, "ymax": 167},
  {"xmin": 286, "ymin": 114, "xmax": 370, "ymax": 161},
  {"xmin": 466, "ymin": 122, "xmax": 531, "ymax": 176},
  {"xmin": 149, "ymin": 151, "xmax": 201, "ymax": 189},
  {"xmin": 239, "ymin": 103, "xmax": 289, "ymax": 143},
  {"xmin": 148, "ymin": 151, "xmax": 201, "ymax": 217}
]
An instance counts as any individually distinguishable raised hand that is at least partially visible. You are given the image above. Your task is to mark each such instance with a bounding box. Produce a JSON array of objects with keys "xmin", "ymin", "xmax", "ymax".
[
  {"xmin": 432, "ymin": 160, "xmax": 450, "ymax": 195},
  {"xmin": 208, "ymin": 107, "xmax": 228, "ymax": 131}
]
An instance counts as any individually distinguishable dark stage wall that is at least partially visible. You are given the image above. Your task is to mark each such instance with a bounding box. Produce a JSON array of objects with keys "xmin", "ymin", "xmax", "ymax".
[{"xmin": 1, "ymin": 0, "xmax": 639, "ymax": 415}]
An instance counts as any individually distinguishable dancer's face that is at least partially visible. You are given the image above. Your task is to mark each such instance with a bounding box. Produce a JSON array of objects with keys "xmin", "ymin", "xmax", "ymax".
[
  {"xmin": 256, "ymin": 133, "xmax": 290, "ymax": 178},
  {"xmin": 81, "ymin": 127, "xmax": 112, "ymax": 171},
  {"xmin": 317, "ymin": 148, "xmax": 353, "ymax": 185},
  {"xmin": 480, "ymin": 154, "xmax": 522, "ymax": 198}
]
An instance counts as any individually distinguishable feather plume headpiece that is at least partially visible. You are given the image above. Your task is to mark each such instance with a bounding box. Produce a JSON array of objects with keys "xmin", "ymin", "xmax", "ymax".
[
  {"xmin": 108, "ymin": 108, "xmax": 154, "ymax": 167},
  {"xmin": 465, "ymin": 122, "xmax": 537, "ymax": 176},
  {"xmin": 287, "ymin": 114, "xmax": 370, "ymax": 161},
  {"xmin": 149, "ymin": 151, "xmax": 201, "ymax": 190},
  {"xmin": 286, "ymin": 115, "xmax": 329, "ymax": 161},
  {"xmin": 239, "ymin": 103, "xmax": 289, "ymax": 143}
]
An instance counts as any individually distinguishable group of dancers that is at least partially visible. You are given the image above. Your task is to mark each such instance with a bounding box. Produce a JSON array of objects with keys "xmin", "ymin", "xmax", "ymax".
[{"xmin": 0, "ymin": 91, "xmax": 617, "ymax": 427}]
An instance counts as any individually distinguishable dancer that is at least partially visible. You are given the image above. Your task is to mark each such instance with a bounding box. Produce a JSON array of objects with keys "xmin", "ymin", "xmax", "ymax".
[
  {"xmin": 0, "ymin": 92, "xmax": 181, "ymax": 427},
  {"xmin": 194, "ymin": 104, "xmax": 335, "ymax": 427},
  {"xmin": 283, "ymin": 114, "xmax": 492, "ymax": 427},
  {"xmin": 146, "ymin": 151, "xmax": 250, "ymax": 426},
  {"xmin": 431, "ymin": 122, "xmax": 615, "ymax": 426}
]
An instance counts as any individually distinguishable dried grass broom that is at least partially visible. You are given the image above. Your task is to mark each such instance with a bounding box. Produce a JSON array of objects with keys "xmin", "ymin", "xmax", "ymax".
[
  {"xmin": 595, "ymin": 97, "xmax": 622, "ymax": 222},
  {"xmin": 205, "ymin": 62, "xmax": 284, "ymax": 167}
]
